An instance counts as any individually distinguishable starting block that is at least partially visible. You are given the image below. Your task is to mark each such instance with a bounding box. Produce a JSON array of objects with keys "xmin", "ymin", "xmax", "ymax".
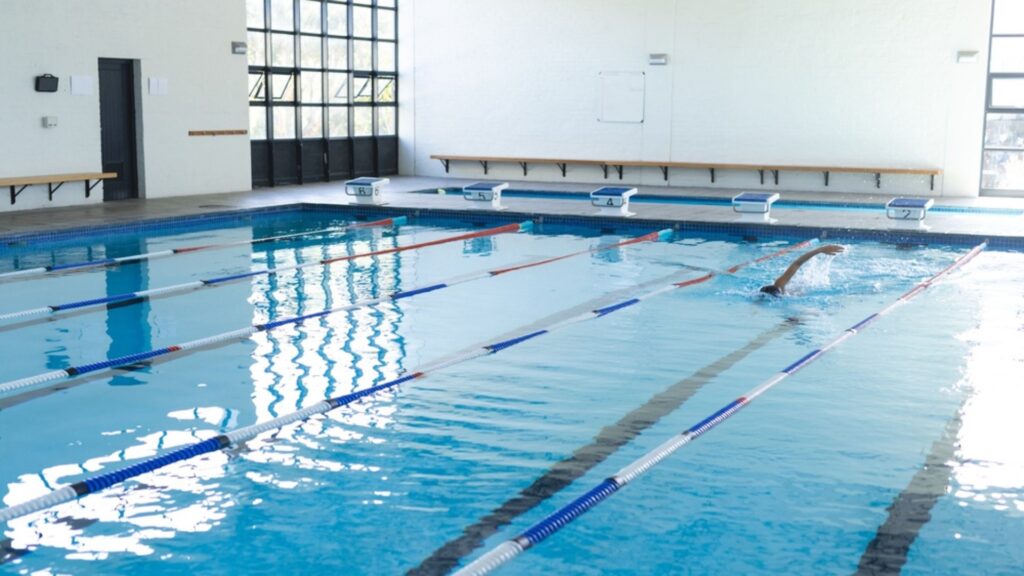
[
  {"xmin": 463, "ymin": 181, "xmax": 509, "ymax": 210},
  {"xmin": 886, "ymin": 197, "xmax": 933, "ymax": 221},
  {"xmin": 591, "ymin": 186, "xmax": 637, "ymax": 217},
  {"xmin": 345, "ymin": 177, "xmax": 390, "ymax": 205},
  {"xmin": 732, "ymin": 192, "xmax": 779, "ymax": 214}
]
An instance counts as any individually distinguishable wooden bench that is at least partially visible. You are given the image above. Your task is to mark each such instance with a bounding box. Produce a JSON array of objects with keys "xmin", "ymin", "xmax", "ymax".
[
  {"xmin": 429, "ymin": 155, "xmax": 942, "ymax": 190},
  {"xmin": 0, "ymin": 172, "xmax": 118, "ymax": 205}
]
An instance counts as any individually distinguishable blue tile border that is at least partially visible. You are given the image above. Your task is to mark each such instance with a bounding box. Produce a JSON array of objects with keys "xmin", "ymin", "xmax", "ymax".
[{"xmin": 1, "ymin": 201, "xmax": 1021, "ymax": 253}]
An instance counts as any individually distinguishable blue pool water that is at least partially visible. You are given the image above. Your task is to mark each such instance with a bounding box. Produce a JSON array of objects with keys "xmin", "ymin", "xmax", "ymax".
[{"xmin": 1, "ymin": 210, "xmax": 1022, "ymax": 575}]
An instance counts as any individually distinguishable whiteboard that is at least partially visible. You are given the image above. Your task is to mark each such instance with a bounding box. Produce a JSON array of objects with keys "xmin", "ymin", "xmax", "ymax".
[{"xmin": 598, "ymin": 71, "xmax": 645, "ymax": 123}]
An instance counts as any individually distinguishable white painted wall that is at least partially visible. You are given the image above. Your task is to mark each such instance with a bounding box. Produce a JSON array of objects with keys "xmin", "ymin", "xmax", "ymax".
[
  {"xmin": 402, "ymin": 0, "xmax": 993, "ymax": 197},
  {"xmin": 0, "ymin": 0, "xmax": 251, "ymax": 212}
]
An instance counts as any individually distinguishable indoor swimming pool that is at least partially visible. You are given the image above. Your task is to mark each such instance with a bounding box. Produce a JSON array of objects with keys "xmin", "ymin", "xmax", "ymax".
[{"xmin": 1, "ymin": 208, "xmax": 1022, "ymax": 575}]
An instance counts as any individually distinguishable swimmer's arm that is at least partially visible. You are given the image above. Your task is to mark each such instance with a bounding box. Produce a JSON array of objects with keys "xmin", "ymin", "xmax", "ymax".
[{"xmin": 769, "ymin": 245, "xmax": 844, "ymax": 292}]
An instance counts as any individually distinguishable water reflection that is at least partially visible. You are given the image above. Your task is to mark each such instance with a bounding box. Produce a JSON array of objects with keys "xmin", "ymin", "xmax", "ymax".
[{"xmin": 3, "ymin": 226, "xmax": 408, "ymax": 564}]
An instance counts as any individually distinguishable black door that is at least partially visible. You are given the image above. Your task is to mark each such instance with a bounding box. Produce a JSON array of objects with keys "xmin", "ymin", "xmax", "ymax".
[{"xmin": 98, "ymin": 58, "xmax": 139, "ymax": 201}]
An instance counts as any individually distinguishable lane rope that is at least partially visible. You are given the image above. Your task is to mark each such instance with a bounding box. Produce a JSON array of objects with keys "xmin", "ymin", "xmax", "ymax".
[
  {"xmin": 0, "ymin": 225, "xmax": 666, "ymax": 397},
  {"xmin": 0, "ymin": 220, "xmax": 524, "ymax": 324},
  {"xmin": 455, "ymin": 241, "xmax": 987, "ymax": 576},
  {"xmin": 0, "ymin": 238, "xmax": 813, "ymax": 523},
  {"xmin": 0, "ymin": 217, "xmax": 406, "ymax": 282}
]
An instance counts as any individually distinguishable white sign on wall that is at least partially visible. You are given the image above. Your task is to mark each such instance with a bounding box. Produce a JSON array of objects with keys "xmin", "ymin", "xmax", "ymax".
[
  {"xmin": 598, "ymin": 71, "xmax": 645, "ymax": 123},
  {"xmin": 149, "ymin": 77, "xmax": 169, "ymax": 96},
  {"xmin": 70, "ymin": 75, "xmax": 94, "ymax": 96}
]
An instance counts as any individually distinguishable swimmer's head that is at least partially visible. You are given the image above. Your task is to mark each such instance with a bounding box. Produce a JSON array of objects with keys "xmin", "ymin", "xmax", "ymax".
[{"xmin": 759, "ymin": 284, "xmax": 783, "ymax": 297}]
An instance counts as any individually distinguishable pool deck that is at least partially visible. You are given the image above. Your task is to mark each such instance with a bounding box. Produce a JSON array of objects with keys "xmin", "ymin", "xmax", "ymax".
[{"xmin": 1, "ymin": 176, "xmax": 1022, "ymax": 244}]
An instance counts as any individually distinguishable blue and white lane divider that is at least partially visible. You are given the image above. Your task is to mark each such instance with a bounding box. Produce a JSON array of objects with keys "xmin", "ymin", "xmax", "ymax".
[
  {"xmin": 0, "ymin": 217, "xmax": 406, "ymax": 282},
  {"xmin": 0, "ymin": 237, "xmax": 812, "ymax": 523},
  {"xmin": 455, "ymin": 241, "xmax": 988, "ymax": 576},
  {"xmin": 0, "ymin": 220, "xmax": 523, "ymax": 324},
  {"xmin": 0, "ymin": 227, "xmax": 672, "ymax": 396}
]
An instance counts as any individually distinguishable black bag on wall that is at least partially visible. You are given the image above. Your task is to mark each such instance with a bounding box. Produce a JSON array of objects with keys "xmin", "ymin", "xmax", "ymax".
[{"xmin": 35, "ymin": 74, "xmax": 59, "ymax": 92}]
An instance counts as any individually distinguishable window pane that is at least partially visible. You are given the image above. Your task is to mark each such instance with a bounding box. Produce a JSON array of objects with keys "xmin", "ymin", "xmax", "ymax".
[
  {"xmin": 329, "ymin": 107, "xmax": 349, "ymax": 138},
  {"xmin": 354, "ymin": 107, "xmax": 373, "ymax": 136},
  {"xmin": 328, "ymin": 72, "xmax": 349, "ymax": 102},
  {"xmin": 991, "ymin": 77, "xmax": 1024, "ymax": 110},
  {"xmin": 985, "ymin": 113, "xmax": 1024, "ymax": 148},
  {"xmin": 302, "ymin": 107, "xmax": 324, "ymax": 138},
  {"xmin": 247, "ymin": 0, "xmax": 265, "ymax": 28},
  {"xmin": 377, "ymin": 106, "xmax": 396, "ymax": 136},
  {"xmin": 327, "ymin": 38, "xmax": 348, "ymax": 69},
  {"xmin": 272, "ymin": 33, "xmax": 295, "ymax": 66},
  {"xmin": 982, "ymin": 150, "xmax": 1024, "ymax": 190},
  {"xmin": 991, "ymin": 38, "xmax": 1024, "ymax": 74},
  {"xmin": 272, "ymin": 73, "xmax": 295, "ymax": 102},
  {"xmin": 378, "ymin": 0, "xmax": 396, "ymax": 7},
  {"xmin": 300, "ymin": 1, "xmax": 322, "ymax": 33},
  {"xmin": 249, "ymin": 72, "xmax": 267, "ymax": 102},
  {"xmin": 248, "ymin": 31, "xmax": 266, "ymax": 66},
  {"xmin": 993, "ymin": 0, "xmax": 1024, "ymax": 34},
  {"xmin": 376, "ymin": 76, "xmax": 395, "ymax": 103},
  {"xmin": 250, "ymin": 107, "xmax": 268, "ymax": 140},
  {"xmin": 353, "ymin": 40, "xmax": 373, "ymax": 70},
  {"xmin": 353, "ymin": 76, "xmax": 372, "ymax": 103},
  {"xmin": 378, "ymin": 41, "xmax": 396, "ymax": 72},
  {"xmin": 377, "ymin": 10, "xmax": 396, "ymax": 40},
  {"xmin": 301, "ymin": 72, "xmax": 323, "ymax": 103},
  {"xmin": 300, "ymin": 36, "xmax": 323, "ymax": 68},
  {"xmin": 353, "ymin": 6, "xmax": 373, "ymax": 38},
  {"xmin": 271, "ymin": 0, "xmax": 294, "ymax": 31},
  {"xmin": 273, "ymin": 107, "xmax": 296, "ymax": 139},
  {"xmin": 327, "ymin": 3, "xmax": 348, "ymax": 35}
]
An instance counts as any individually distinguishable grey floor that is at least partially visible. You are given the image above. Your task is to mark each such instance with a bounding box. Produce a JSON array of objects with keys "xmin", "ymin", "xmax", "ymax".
[{"xmin": 1, "ymin": 176, "xmax": 1022, "ymax": 241}]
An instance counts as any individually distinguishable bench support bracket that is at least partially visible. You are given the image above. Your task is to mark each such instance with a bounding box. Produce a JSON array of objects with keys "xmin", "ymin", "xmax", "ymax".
[
  {"xmin": 479, "ymin": 160, "xmax": 489, "ymax": 175},
  {"xmin": 759, "ymin": 170, "xmax": 765, "ymax": 185},
  {"xmin": 519, "ymin": 162, "xmax": 528, "ymax": 176},
  {"xmin": 824, "ymin": 171, "xmax": 830, "ymax": 186},
  {"xmin": 660, "ymin": 166, "xmax": 668, "ymax": 181},
  {"xmin": 709, "ymin": 168, "xmax": 716, "ymax": 183},
  {"xmin": 875, "ymin": 173, "xmax": 881, "ymax": 189},
  {"xmin": 557, "ymin": 163, "xmax": 567, "ymax": 177},
  {"xmin": 10, "ymin": 185, "xmax": 28, "ymax": 205},
  {"xmin": 48, "ymin": 181, "xmax": 66, "ymax": 201},
  {"xmin": 86, "ymin": 179, "xmax": 103, "ymax": 198},
  {"xmin": 930, "ymin": 174, "xmax": 935, "ymax": 191},
  {"xmin": 439, "ymin": 159, "xmax": 450, "ymax": 173},
  {"xmin": 772, "ymin": 170, "xmax": 780, "ymax": 186}
]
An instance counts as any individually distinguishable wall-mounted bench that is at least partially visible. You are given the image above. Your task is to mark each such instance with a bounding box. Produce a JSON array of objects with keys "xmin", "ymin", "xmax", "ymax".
[
  {"xmin": 0, "ymin": 172, "xmax": 118, "ymax": 205},
  {"xmin": 429, "ymin": 154, "xmax": 942, "ymax": 191}
]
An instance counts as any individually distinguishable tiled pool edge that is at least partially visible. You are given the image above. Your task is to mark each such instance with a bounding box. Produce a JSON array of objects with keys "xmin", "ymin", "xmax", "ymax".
[{"xmin": 1, "ymin": 201, "xmax": 1019, "ymax": 250}]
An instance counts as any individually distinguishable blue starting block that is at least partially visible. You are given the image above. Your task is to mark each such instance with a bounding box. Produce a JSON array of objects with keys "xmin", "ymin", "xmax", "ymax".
[
  {"xmin": 591, "ymin": 186, "xmax": 637, "ymax": 217},
  {"xmin": 463, "ymin": 181, "xmax": 509, "ymax": 210},
  {"xmin": 886, "ymin": 197, "xmax": 934, "ymax": 221},
  {"xmin": 345, "ymin": 177, "xmax": 390, "ymax": 205},
  {"xmin": 732, "ymin": 192, "xmax": 780, "ymax": 215}
]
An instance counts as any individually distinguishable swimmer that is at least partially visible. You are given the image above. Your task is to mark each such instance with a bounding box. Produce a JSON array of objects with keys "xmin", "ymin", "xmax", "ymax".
[{"xmin": 759, "ymin": 244, "xmax": 845, "ymax": 296}]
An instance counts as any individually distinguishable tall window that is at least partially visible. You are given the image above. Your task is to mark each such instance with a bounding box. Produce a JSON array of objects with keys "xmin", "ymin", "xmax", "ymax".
[
  {"xmin": 247, "ymin": 0, "xmax": 397, "ymax": 186},
  {"xmin": 982, "ymin": 0, "xmax": 1024, "ymax": 195}
]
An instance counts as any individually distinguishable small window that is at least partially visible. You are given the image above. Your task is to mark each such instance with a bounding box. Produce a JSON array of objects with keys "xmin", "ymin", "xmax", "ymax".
[
  {"xmin": 376, "ymin": 106, "xmax": 396, "ymax": 136},
  {"xmin": 272, "ymin": 33, "xmax": 296, "ymax": 67},
  {"xmin": 329, "ymin": 106, "xmax": 349, "ymax": 138},
  {"xmin": 249, "ymin": 72, "xmax": 267, "ymax": 102},
  {"xmin": 375, "ymin": 76, "xmax": 395, "ymax": 103},
  {"xmin": 328, "ymin": 72, "xmax": 349, "ymax": 103},
  {"xmin": 991, "ymin": 38, "xmax": 1024, "ymax": 74},
  {"xmin": 301, "ymin": 72, "xmax": 323, "ymax": 103},
  {"xmin": 272, "ymin": 74, "xmax": 296, "ymax": 102},
  {"xmin": 353, "ymin": 76, "xmax": 372, "ymax": 103},
  {"xmin": 993, "ymin": 0, "xmax": 1024, "ymax": 35},
  {"xmin": 300, "ymin": 0, "xmax": 322, "ymax": 33},
  {"xmin": 327, "ymin": 38, "xmax": 348, "ymax": 70},
  {"xmin": 248, "ymin": 32, "xmax": 266, "ymax": 66},
  {"xmin": 985, "ymin": 113, "xmax": 1024, "ymax": 148},
  {"xmin": 247, "ymin": 0, "xmax": 266, "ymax": 29},
  {"xmin": 377, "ymin": 41, "xmax": 396, "ymax": 72},
  {"xmin": 273, "ymin": 107, "xmax": 297, "ymax": 139},
  {"xmin": 353, "ymin": 6, "xmax": 373, "ymax": 38},
  {"xmin": 301, "ymin": 107, "xmax": 324, "ymax": 138},
  {"xmin": 353, "ymin": 40, "xmax": 373, "ymax": 70},
  {"xmin": 991, "ymin": 77, "xmax": 1024, "ymax": 110},
  {"xmin": 377, "ymin": 9, "xmax": 395, "ymax": 41},
  {"xmin": 327, "ymin": 3, "xmax": 348, "ymax": 35},
  {"xmin": 300, "ymin": 36, "xmax": 323, "ymax": 68},
  {"xmin": 271, "ymin": 0, "xmax": 295, "ymax": 31},
  {"xmin": 982, "ymin": 150, "xmax": 1024, "ymax": 190},
  {"xmin": 353, "ymin": 107, "xmax": 373, "ymax": 136},
  {"xmin": 250, "ymin": 107, "xmax": 268, "ymax": 140}
]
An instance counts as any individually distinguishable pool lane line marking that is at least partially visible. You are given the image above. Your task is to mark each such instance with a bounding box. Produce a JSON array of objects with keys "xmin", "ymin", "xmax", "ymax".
[
  {"xmin": 0, "ymin": 225, "xmax": 665, "ymax": 397},
  {"xmin": 0, "ymin": 217, "xmax": 406, "ymax": 282},
  {"xmin": 855, "ymin": 409, "xmax": 963, "ymax": 576},
  {"xmin": 0, "ymin": 219, "xmax": 521, "ymax": 325},
  {"xmin": 0, "ymin": 238, "xmax": 811, "ymax": 523},
  {"xmin": 456, "ymin": 241, "xmax": 987, "ymax": 576},
  {"xmin": 408, "ymin": 319, "xmax": 799, "ymax": 576}
]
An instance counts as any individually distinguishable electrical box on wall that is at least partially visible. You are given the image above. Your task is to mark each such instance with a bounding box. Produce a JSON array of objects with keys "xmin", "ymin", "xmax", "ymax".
[
  {"xmin": 41, "ymin": 116, "xmax": 58, "ymax": 128},
  {"xmin": 35, "ymin": 74, "xmax": 59, "ymax": 92}
]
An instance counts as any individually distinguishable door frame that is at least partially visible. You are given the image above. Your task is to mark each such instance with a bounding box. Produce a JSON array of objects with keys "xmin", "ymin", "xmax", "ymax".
[{"xmin": 98, "ymin": 57, "xmax": 143, "ymax": 201}]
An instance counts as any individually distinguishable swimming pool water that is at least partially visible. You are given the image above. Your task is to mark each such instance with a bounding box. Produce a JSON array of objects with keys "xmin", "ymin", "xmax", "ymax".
[{"xmin": 1, "ymin": 211, "xmax": 1022, "ymax": 575}]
